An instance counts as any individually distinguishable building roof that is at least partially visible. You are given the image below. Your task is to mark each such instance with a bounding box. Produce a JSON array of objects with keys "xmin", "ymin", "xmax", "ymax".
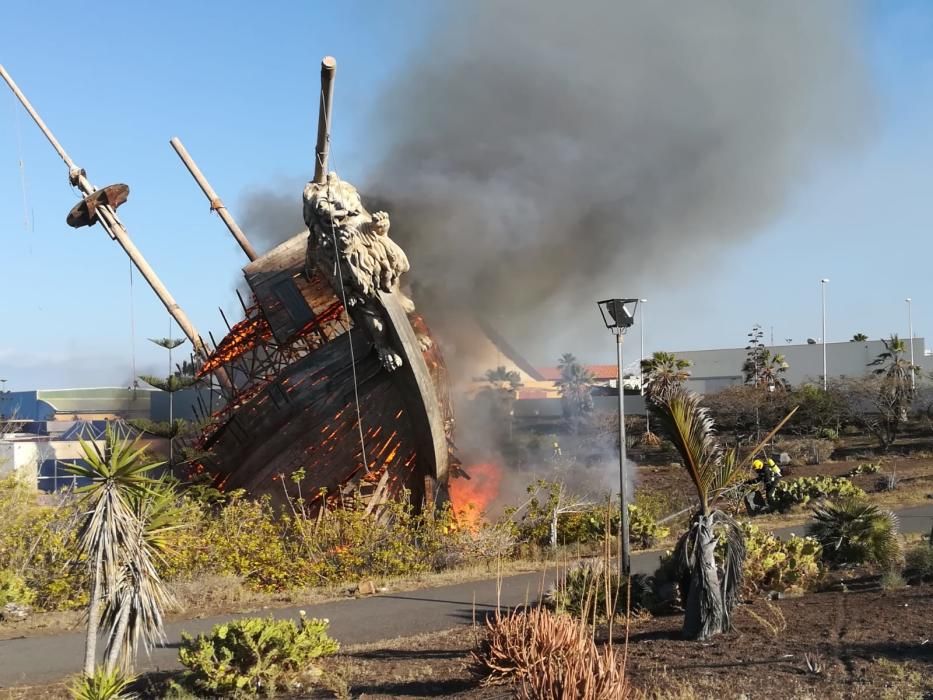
[{"xmin": 537, "ymin": 364, "xmax": 618, "ymax": 381}]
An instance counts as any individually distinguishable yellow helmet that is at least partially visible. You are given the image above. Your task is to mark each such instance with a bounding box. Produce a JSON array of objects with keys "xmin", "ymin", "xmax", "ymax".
[{"xmin": 752, "ymin": 459, "xmax": 764, "ymax": 470}]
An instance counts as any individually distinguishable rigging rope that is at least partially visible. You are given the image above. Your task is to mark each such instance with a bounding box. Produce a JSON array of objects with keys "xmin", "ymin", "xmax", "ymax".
[
  {"xmin": 321, "ymin": 86, "xmax": 370, "ymax": 474},
  {"xmin": 10, "ymin": 92, "xmax": 31, "ymax": 234}
]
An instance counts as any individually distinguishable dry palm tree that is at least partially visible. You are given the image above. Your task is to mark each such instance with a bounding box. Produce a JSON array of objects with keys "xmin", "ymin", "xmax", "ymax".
[
  {"xmin": 651, "ymin": 387, "xmax": 796, "ymax": 640},
  {"xmin": 66, "ymin": 427, "xmax": 166, "ymax": 677}
]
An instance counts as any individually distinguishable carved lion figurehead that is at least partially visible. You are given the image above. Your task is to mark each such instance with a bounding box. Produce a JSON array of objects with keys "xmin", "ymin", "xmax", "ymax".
[{"xmin": 304, "ymin": 172, "xmax": 363, "ymax": 231}]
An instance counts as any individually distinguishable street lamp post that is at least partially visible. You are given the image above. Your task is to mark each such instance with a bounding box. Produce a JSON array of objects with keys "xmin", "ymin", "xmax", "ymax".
[
  {"xmin": 597, "ymin": 298, "xmax": 639, "ymax": 578},
  {"xmin": 906, "ymin": 297, "xmax": 915, "ymax": 391},
  {"xmin": 639, "ymin": 298, "xmax": 649, "ymax": 435},
  {"xmin": 821, "ymin": 279, "xmax": 830, "ymax": 391}
]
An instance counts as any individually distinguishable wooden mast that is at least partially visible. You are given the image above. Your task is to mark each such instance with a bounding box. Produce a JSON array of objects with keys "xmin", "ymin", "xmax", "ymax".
[
  {"xmin": 169, "ymin": 136, "xmax": 259, "ymax": 261},
  {"xmin": 0, "ymin": 63, "xmax": 232, "ymax": 389}
]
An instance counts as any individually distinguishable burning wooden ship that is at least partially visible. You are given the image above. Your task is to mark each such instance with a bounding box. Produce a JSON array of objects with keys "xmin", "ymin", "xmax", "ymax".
[{"xmin": 1, "ymin": 58, "xmax": 458, "ymax": 511}]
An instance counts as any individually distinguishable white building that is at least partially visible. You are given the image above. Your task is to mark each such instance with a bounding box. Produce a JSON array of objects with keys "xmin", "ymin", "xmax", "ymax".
[{"xmin": 674, "ymin": 338, "xmax": 929, "ymax": 394}]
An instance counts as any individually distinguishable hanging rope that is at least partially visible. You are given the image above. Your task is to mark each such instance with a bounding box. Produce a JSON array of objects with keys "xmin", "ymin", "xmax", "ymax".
[
  {"xmin": 321, "ymin": 86, "xmax": 370, "ymax": 474},
  {"xmin": 10, "ymin": 92, "xmax": 31, "ymax": 234}
]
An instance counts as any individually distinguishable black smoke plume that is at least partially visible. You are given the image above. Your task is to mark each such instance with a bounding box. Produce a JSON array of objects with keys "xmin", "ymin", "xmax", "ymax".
[{"xmin": 364, "ymin": 0, "xmax": 874, "ymax": 360}]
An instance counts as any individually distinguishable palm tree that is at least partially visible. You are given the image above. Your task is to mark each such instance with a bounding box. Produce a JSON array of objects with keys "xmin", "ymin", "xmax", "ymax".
[
  {"xmin": 66, "ymin": 427, "xmax": 167, "ymax": 677},
  {"xmin": 850, "ymin": 333, "xmax": 869, "ymax": 342},
  {"xmin": 641, "ymin": 351, "xmax": 692, "ymax": 399},
  {"xmin": 866, "ymin": 334, "xmax": 919, "ymax": 446},
  {"xmin": 756, "ymin": 352, "xmax": 790, "ymax": 391},
  {"xmin": 556, "ymin": 354, "xmax": 595, "ymax": 429},
  {"xmin": 651, "ymin": 387, "xmax": 796, "ymax": 640},
  {"xmin": 484, "ymin": 366, "xmax": 523, "ymax": 393},
  {"xmin": 869, "ymin": 334, "xmax": 917, "ymax": 385}
]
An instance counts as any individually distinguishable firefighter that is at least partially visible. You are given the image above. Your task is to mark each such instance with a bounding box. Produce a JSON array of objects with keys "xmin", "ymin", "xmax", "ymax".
[
  {"xmin": 552, "ymin": 440, "xmax": 562, "ymax": 457},
  {"xmin": 745, "ymin": 457, "xmax": 782, "ymax": 513},
  {"xmin": 755, "ymin": 457, "xmax": 782, "ymax": 510}
]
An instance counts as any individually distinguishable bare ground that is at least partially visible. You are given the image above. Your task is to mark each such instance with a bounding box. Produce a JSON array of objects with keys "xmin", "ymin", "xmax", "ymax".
[{"xmin": 319, "ymin": 583, "xmax": 933, "ymax": 699}]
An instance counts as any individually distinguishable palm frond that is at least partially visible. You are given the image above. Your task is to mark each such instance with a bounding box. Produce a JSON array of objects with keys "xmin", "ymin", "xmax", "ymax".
[
  {"xmin": 734, "ymin": 405, "xmax": 799, "ymax": 472},
  {"xmin": 711, "ymin": 510, "xmax": 746, "ymax": 620},
  {"xmin": 650, "ymin": 387, "xmax": 720, "ymax": 508}
]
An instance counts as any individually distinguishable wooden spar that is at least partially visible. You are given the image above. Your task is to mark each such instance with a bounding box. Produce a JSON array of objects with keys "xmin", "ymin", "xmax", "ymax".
[
  {"xmin": 169, "ymin": 137, "xmax": 259, "ymax": 261},
  {"xmin": 313, "ymin": 56, "xmax": 337, "ymax": 184},
  {"xmin": 0, "ymin": 64, "xmax": 232, "ymax": 389}
]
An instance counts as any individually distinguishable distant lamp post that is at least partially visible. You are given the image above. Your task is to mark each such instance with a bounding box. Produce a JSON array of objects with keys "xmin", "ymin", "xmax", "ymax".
[
  {"xmin": 639, "ymin": 299, "xmax": 649, "ymax": 435},
  {"xmin": 597, "ymin": 297, "xmax": 639, "ymax": 577},
  {"xmin": 906, "ymin": 298, "xmax": 915, "ymax": 391},
  {"xmin": 821, "ymin": 279, "xmax": 830, "ymax": 390}
]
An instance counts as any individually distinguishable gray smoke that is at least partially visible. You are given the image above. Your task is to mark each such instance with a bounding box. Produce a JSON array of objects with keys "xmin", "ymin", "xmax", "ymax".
[
  {"xmin": 365, "ymin": 0, "xmax": 874, "ymax": 359},
  {"xmin": 239, "ymin": 184, "xmax": 306, "ymax": 252}
]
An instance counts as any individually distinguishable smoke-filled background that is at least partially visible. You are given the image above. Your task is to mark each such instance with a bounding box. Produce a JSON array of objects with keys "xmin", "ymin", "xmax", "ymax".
[{"xmin": 359, "ymin": 0, "xmax": 873, "ymax": 361}]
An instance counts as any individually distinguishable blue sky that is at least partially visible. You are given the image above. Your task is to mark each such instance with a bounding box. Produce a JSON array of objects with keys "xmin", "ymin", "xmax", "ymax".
[{"xmin": 1, "ymin": 1, "xmax": 932, "ymax": 388}]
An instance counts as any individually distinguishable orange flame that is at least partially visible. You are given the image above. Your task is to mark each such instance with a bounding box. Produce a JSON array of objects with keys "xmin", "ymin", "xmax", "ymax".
[{"xmin": 449, "ymin": 462, "xmax": 502, "ymax": 530}]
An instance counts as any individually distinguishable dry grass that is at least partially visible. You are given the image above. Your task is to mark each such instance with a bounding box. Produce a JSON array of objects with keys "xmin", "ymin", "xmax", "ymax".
[{"xmin": 740, "ymin": 601, "xmax": 787, "ymax": 638}]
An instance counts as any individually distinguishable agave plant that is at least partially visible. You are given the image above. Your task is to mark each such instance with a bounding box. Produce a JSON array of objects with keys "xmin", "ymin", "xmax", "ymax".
[
  {"xmin": 66, "ymin": 427, "xmax": 167, "ymax": 677},
  {"xmin": 651, "ymin": 387, "xmax": 796, "ymax": 640},
  {"xmin": 69, "ymin": 667, "xmax": 137, "ymax": 700}
]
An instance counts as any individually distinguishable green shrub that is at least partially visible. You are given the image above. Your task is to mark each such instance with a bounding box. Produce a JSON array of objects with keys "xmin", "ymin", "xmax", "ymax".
[
  {"xmin": 846, "ymin": 463, "xmax": 880, "ymax": 476},
  {"xmin": 771, "ymin": 476, "xmax": 865, "ymax": 512},
  {"xmin": 546, "ymin": 560, "xmax": 653, "ymax": 620},
  {"xmin": 739, "ymin": 523, "xmax": 822, "ymax": 594},
  {"xmin": 523, "ymin": 490, "xmax": 670, "ymax": 551},
  {"xmin": 178, "ymin": 614, "xmax": 339, "ymax": 698},
  {"xmin": 903, "ymin": 543, "xmax": 933, "ymax": 581},
  {"xmin": 0, "ymin": 569, "xmax": 36, "ymax": 607},
  {"xmin": 69, "ymin": 667, "xmax": 137, "ymax": 700},
  {"xmin": 0, "ymin": 476, "xmax": 87, "ymax": 611},
  {"xmin": 807, "ymin": 499, "xmax": 901, "ymax": 570},
  {"xmin": 628, "ymin": 503, "xmax": 671, "ymax": 550}
]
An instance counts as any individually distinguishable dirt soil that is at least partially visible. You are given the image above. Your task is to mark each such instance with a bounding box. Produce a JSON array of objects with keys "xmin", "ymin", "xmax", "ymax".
[
  {"xmin": 316, "ymin": 584, "xmax": 933, "ymax": 699},
  {"xmin": 624, "ymin": 582, "xmax": 933, "ymax": 699}
]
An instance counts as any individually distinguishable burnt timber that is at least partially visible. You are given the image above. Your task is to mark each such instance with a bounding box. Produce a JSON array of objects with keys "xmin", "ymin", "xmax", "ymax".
[{"xmin": 195, "ymin": 229, "xmax": 455, "ymax": 509}]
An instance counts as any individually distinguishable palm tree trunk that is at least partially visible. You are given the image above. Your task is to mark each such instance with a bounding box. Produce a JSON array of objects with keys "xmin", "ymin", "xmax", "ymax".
[
  {"xmin": 83, "ymin": 548, "xmax": 103, "ymax": 677},
  {"xmin": 682, "ymin": 514, "xmax": 725, "ymax": 641}
]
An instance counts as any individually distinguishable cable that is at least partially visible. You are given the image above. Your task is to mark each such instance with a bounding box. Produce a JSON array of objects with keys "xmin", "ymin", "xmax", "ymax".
[{"xmin": 320, "ymin": 86, "xmax": 370, "ymax": 474}]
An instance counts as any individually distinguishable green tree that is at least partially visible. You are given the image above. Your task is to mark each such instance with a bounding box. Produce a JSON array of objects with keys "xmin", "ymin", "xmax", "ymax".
[
  {"xmin": 556, "ymin": 354, "xmax": 595, "ymax": 432},
  {"xmin": 742, "ymin": 325, "xmax": 789, "ymax": 390},
  {"xmin": 640, "ymin": 351, "xmax": 692, "ymax": 400},
  {"xmin": 140, "ymin": 338, "xmax": 196, "ymax": 467},
  {"xmin": 66, "ymin": 427, "xmax": 172, "ymax": 677},
  {"xmin": 850, "ymin": 333, "xmax": 868, "ymax": 342},
  {"xmin": 650, "ymin": 387, "xmax": 796, "ymax": 640}
]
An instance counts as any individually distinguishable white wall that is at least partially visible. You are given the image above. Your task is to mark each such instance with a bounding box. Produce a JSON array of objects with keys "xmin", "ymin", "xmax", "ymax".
[
  {"xmin": 675, "ymin": 338, "xmax": 929, "ymax": 393},
  {"xmin": 0, "ymin": 440, "xmax": 39, "ymax": 483}
]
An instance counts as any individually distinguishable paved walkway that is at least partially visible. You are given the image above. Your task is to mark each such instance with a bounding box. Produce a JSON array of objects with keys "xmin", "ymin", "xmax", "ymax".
[{"xmin": 1, "ymin": 503, "xmax": 930, "ymax": 687}]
